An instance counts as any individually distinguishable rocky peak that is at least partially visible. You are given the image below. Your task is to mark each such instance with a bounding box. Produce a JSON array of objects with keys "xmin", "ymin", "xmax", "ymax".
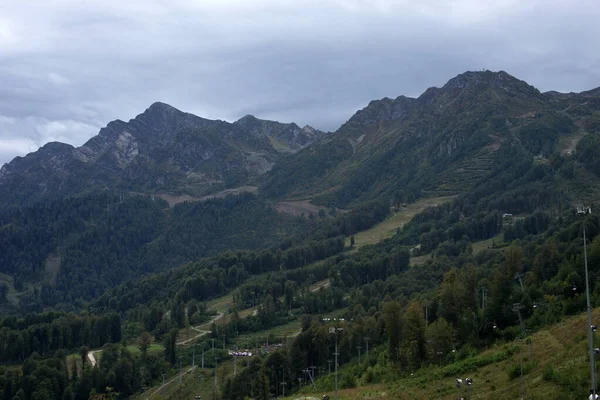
[
  {"xmin": 234, "ymin": 114, "xmax": 325, "ymax": 152},
  {"xmin": 442, "ymin": 70, "xmax": 541, "ymax": 98},
  {"xmin": 344, "ymin": 95, "xmax": 416, "ymax": 127},
  {"xmin": 130, "ymin": 102, "xmax": 216, "ymax": 141},
  {"xmin": 235, "ymin": 114, "xmax": 261, "ymax": 127},
  {"xmin": 74, "ymin": 102, "xmax": 218, "ymax": 168},
  {"xmin": 0, "ymin": 142, "xmax": 74, "ymax": 182}
]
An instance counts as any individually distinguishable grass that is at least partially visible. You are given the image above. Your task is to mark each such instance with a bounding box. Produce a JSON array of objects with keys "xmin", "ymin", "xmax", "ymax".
[
  {"xmin": 346, "ymin": 196, "xmax": 455, "ymax": 250},
  {"xmin": 283, "ymin": 307, "xmax": 600, "ymax": 399},
  {"xmin": 206, "ymin": 293, "xmax": 235, "ymax": 313},
  {"xmin": 0, "ymin": 272, "xmax": 19, "ymax": 305},
  {"xmin": 410, "ymin": 231, "xmax": 506, "ymax": 266},
  {"xmin": 125, "ymin": 344, "xmax": 164, "ymax": 355},
  {"xmin": 472, "ymin": 231, "xmax": 505, "ymax": 255}
]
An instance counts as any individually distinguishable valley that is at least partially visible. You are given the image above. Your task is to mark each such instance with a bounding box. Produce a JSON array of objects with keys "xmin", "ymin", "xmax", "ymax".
[{"xmin": 2, "ymin": 70, "xmax": 600, "ymax": 400}]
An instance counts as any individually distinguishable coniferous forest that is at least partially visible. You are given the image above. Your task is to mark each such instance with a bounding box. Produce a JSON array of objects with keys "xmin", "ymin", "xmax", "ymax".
[{"xmin": 2, "ymin": 70, "xmax": 600, "ymax": 399}]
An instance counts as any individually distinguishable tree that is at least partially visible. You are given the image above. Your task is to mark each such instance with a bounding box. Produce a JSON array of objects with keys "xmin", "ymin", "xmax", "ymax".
[
  {"xmin": 256, "ymin": 362, "xmax": 270, "ymax": 400},
  {"xmin": 382, "ymin": 300, "xmax": 403, "ymax": 362},
  {"xmin": 426, "ymin": 318, "xmax": 455, "ymax": 360},
  {"xmin": 62, "ymin": 386, "xmax": 74, "ymax": 400},
  {"xmin": 350, "ymin": 236, "xmax": 355, "ymax": 248},
  {"xmin": 171, "ymin": 300, "xmax": 186, "ymax": 328},
  {"xmin": 163, "ymin": 328, "xmax": 178, "ymax": 364},
  {"xmin": 138, "ymin": 332, "xmax": 152, "ymax": 356},
  {"xmin": 79, "ymin": 346, "xmax": 89, "ymax": 369},
  {"xmin": 70, "ymin": 358, "xmax": 79, "ymax": 382},
  {"xmin": 0, "ymin": 283, "xmax": 8, "ymax": 303},
  {"xmin": 404, "ymin": 301, "xmax": 427, "ymax": 368}
]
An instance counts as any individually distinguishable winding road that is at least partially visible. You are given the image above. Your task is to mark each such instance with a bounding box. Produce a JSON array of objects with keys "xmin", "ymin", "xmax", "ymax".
[
  {"xmin": 177, "ymin": 312, "xmax": 224, "ymax": 346},
  {"xmin": 87, "ymin": 350, "xmax": 99, "ymax": 367}
]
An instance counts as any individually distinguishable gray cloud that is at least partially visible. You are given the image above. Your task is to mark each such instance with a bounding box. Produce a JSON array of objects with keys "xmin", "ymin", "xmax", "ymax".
[{"xmin": 1, "ymin": 0, "xmax": 599, "ymax": 165}]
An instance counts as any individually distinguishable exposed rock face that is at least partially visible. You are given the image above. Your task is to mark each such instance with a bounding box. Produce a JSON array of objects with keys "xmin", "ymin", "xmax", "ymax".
[
  {"xmin": 344, "ymin": 95, "xmax": 416, "ymax": 128},
  {"xmin": 0, "ymin": 103, "xmax": 326, "ymax": 206},
  {"xmin": 113, "ymin": 131, "xmax": 139, "ymax": 168},
  {"xmin": 234, "ymin": 115, "xmax": 325, "ymax": 152},
  {"xmin": 0, "ymin": 142, "xmax": 74, "ymax": 183}
]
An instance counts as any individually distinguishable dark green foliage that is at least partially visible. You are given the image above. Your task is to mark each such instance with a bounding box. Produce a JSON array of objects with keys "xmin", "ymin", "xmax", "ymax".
[
  {"xmin": 1, "ymin": 192, "xmax": 319, "ymax": 310},
  {"xmin": 0, "ymin": 312, "xmax": 121, "ymax": 363},
  {"xmin": 163, "ymin": 328, "xmax": 178, "ymax": 364},
  {"xmin": 0, "ymin": 284, "xmax": 7, "ymax": 303},
  {"xmin": 577, "ymin": 132, "xmax": 600, "ymax": 177},
  {"xmin": 260, "ymin": 137, "xmax": 354, "ymax": 199},
  {"xmin": 517, "ymin": 112, "xmax": 574, "ymax": 156},
  {"xmin": 91, "ymin": 236, "xmax": 345, "ymax": 317},
  {"xmin": 0, "ymin": 343, "xmax": 168, "ymax": 400}
]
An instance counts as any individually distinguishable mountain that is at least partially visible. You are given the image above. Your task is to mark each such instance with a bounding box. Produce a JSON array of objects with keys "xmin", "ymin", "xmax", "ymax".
[
  {"xmin": 3, "ymin": 69, "xmax": 600, "ymax": 313},
  {"xmin": 234, "ymin": 114, "xmax": 323, "ymax": 152},
  {"xmin": 261, "ymin": 70, "xmax": 600, "ymax": 207},
  {"xmin": 5, "ymin": 70, "xmax": 600, "ymax": 400},
  {"xmin": 0, "ymin": 103, "xmax": 325, "ymax": 207}
]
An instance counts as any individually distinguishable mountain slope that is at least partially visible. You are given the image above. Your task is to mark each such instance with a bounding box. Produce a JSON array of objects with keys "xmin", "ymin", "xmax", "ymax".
[
  {"xmin": 261, "ymin": 70, "xmax": 600, "ymax": 207},
  {"xmin": 0, "ymin": 103, "xmax": 325, "ymax": 207}
]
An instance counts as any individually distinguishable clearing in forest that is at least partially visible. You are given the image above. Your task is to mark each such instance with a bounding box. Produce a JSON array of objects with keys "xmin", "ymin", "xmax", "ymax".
[{"xmin": 347, "ymin": 196, "xmax": 456, "ymax": 249}]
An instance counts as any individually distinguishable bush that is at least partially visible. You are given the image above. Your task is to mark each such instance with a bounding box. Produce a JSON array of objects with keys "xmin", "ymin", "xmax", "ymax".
[
  {"xmin": 507, "ymin": 360, "xmax": 535, "ymax": 380},
  {"xmin": 542, "ymin": 364, "xmax": 558, "ymax": 382},
  {"xmin": 341, "ymin": 371, "xmax": 357, "ymax": 388}
]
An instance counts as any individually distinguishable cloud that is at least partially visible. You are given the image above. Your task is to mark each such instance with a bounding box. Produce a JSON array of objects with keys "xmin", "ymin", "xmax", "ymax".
[
  {"xmin": 0, "ymin": 0, "xmax": 599, "ymax": 166},
  {"xmin": 48, "ymin": 73, "xmax": 71, "ymax": 85}
]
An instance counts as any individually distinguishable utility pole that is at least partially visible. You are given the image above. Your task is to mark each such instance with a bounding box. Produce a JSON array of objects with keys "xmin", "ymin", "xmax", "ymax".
[
  {"xmin": 310, "ymin": 365, "xmax": 317, "ymax": 381},
  {"xmin": 222, "ymin": 334, "xmax": 226, "ymax": 350},
  {"xmin": 585, "ymin": 225, "xmax": 597, "ymax": 396},
  {"xmin": 465, "ymin": 378, "xmax": 472, "ymax": 400},
  {"xmin": 328, "ymin": 325, "xmax": 344, "ymax": 400},
  {"xmin": 327, "ymin": 360, "xmax": 332, "ymax": 374},
  {"xmin": 211, "ymin": 338, "xmax": 215, "ymax": 356},
  {"xmin": 305, "ymin": 368, "xmax": 316, "ymax": 389},
  {"xmin": 281, "ymin": 367, "xmax": 286, "ymax": 397},
  {"xmin": 357, "ymin": 345, "xmax": 362, "ymax": 364},
  {"xmin": 514, "ymin": 272, "xmax": 524, "ymax": 291},
  {"xmin": 214, "ymin": 357, "xmax": 219, "ymax": 395},
  {"xmin": 437, "ymin": 351, "xmax": 443, "ymax": 400},
  {"xmin": 233, "ymin": 355, "xmax": 237, "ymax": 375},
  {"xmin": 519, "ymin": 339, "xmax": 524, "ymax": 400},
  {"xmin": 424, "ymin": 303, "xmax": 429, "ymax": 328},
  {"xmin": 334, "ymin": 339, "xmax": 340, "ymax": 400},
  {"xmin": 364, "ymin": 337, "xmax": 370, "ymax": 360},
  {"xmin": 481, "ymin": 287, "xmax": 487, "ymax": 310},
  {"xmin": 179, "ymin": 357, "xmax": 182, "ymax": 386},
  {"xmin": 512, "ymin": 303, "xmax": 526, "ymax": 335}
]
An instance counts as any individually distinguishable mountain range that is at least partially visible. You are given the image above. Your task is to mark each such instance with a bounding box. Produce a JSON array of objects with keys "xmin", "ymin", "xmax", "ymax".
[
  {"xmin": 3, "ymin": 69, "xmax": 600, "ymax": 400},
  {"xmin": 3, "ymin": 70, "xmax": 599, "ymax": 211},
  {"xmin": 262, "ymin": 70, "xmax": 600, "ymax": 207},
  {"xmin": 0, "ymin": 102, "xmax": 325, "ymax": 207},
  {"xmin": 2, "ymin": 69, "xmax": 600, "ymax": 312}
]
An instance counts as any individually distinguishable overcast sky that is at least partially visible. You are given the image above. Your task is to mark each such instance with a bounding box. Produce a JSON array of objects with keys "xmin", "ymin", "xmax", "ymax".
[{"xmin": 1, "ymin": 0, "xmax": 599, "ymax": 166}]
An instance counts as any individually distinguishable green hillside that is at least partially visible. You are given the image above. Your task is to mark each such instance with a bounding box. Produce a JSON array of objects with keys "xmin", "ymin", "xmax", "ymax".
[
  {"xmin": 3, "ymin": 70, "xmax": 600, "ymax": 400},
  {"xmin": 261, "ymin": 71, "xmax": 600, "ymax": 208}
]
